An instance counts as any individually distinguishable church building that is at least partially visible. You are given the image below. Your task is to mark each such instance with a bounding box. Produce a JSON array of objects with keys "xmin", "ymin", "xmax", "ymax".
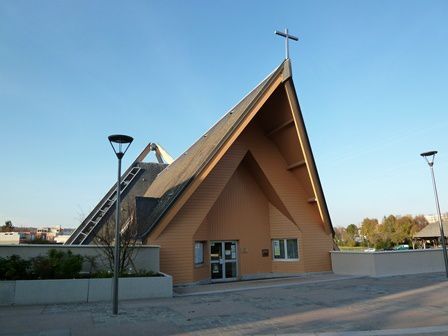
[
  {"xmin": 67, "ymin": 59, "xmax": 335, "ymax": 285},
  {"xmin": 136, "ymin": 59, "xmax": 335, "ymax": 284}
]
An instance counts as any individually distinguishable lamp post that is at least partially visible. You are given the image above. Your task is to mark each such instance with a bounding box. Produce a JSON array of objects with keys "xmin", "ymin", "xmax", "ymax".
[
  {"xmin": 108, "ymin": 134, "xmax": 133, "ymax": 314},
  {"xmin": 421, "ymin": 150, "xmax": 448, "ymax": 278}
]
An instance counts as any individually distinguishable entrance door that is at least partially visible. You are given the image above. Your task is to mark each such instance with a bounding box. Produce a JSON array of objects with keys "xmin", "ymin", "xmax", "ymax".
[{"xmin": 210, "ymin": 241, "xmax": 238, "ymax": 281}]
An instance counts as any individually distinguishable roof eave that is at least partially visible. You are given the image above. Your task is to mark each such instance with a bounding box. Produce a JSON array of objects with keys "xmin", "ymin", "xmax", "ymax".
[{"xmin": 284, "ymin": 77, "xmax": 335, "ymax": 236}]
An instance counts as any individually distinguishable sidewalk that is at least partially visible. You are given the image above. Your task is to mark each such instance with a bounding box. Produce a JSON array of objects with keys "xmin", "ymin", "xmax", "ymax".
[
  {"xmin": 1, "ymin": 272, "xmax": 447, "ymax": 335},
  {"xmin": 173, "ymin": 272, "xmax": 361, "ymax": 296}
]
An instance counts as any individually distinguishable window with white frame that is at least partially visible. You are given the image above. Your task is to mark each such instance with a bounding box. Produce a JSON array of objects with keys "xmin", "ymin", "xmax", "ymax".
[
  {"xmin": 194, "ymin": 241, "xmax": 205, "ymax": 265},
  {"xmin": 272, "ymin": 239, "xmax": 299, "ymax": 260}
]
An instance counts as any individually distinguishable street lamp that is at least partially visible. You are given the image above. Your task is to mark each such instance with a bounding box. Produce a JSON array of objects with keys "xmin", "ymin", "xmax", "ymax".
[
  {"xmin": 108, "ymin": 134, "xmax": 133, "ymax": 314},
  {"xmin": 421, "ymin": 150, "xmax": 448, "ymax": 278}
]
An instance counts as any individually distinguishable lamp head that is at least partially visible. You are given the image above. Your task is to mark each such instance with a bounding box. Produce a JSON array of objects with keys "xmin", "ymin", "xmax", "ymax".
[
  {"xmin": 420, "ymin": 150, "xmax": 438, "ymax": 167},
  {"xmin": 108, "ymin": 134, "xmax": 133, "ymax": 159}
]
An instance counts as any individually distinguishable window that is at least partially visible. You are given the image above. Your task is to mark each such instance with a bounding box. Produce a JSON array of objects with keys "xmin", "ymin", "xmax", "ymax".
[
  {"xmin": 194, "ymin": 241, "xmax": 205, "ymax": 265},
  {"xmin": 272, "ymin": 239, "xmax": 298, "ymax": 260}
]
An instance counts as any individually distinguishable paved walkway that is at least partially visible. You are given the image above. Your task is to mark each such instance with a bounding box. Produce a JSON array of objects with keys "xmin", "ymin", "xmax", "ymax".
[
  {"xmin": 1, "ymin": 272, "xmax": 448, "ymax": 335},
  {"xmin": 173, "ymin": 273, "xmax": 359, "ymax": 296}
]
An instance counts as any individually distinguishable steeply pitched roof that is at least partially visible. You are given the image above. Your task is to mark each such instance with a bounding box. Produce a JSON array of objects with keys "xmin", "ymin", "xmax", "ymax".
[
  {"xmin": 137, "ymin": 62, "xmax": 287, "ymax": 237},
  {"xmin": 414, "ymin": 221, "xmax": 448, "ymax": 238},
  {"xmin": 138, "ymin": 59, "xmax": 333, "ymax": 238},
  {"xmin": 67, "ymin": 160, "xmax": 166, "ymax": 245}
]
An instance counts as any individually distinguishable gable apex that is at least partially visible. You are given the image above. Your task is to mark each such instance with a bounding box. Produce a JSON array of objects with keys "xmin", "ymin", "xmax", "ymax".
[{"xmin": 139, "ymin": 60, "xmax": 333, "ymax": 239}]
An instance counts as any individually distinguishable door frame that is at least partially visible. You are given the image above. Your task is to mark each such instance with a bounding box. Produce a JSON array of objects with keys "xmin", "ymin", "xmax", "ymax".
[{"xmin": 210, "ymin": 240, "xmax": 239, "ymax": 282}]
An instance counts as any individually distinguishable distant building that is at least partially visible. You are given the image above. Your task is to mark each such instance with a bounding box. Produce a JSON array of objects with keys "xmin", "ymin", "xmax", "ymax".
[
  {"xmin": 0, "ymin": 232, "xmax": 20, "ymax": 245},
  {"xmin": 54, "ymin": 228, "xmax": 75, "ymax": 244},
  {"xmin": 0, "ymin": 226, "xmax": 74, "ymax": 244},
  {"xmin": 35, "ymin": 228, "xmax": 53, "ymax": 241},
  {"xmin": 35, "ymin": 226, "xmax": 65, "ymax": 241},
  {"xmin": 414, "ymin": 221, "xmax": 448, "ymax": 248},
  {"xmin": 424, "ymin": 213, "xmax": 448, "ymax": 224},
  {"xmin": 18, "ymin": 231, "xmax": 35, "ymax": 242}
]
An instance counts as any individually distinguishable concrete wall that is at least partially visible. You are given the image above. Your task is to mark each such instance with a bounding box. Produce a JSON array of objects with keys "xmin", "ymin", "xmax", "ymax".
[
  {"xmin": 0, "ymin": 274, "xmax": 172, "ymax": 305},
  {"xmin": 331, "ymin": 249, "xmax": 446, "ymax": 277},
  {"xmin": 0, "ymin": 232, "xmax": 20, "ymax": 245},
  {"xmin": 0, "ymin": 244, "xmax": 160, "ymax": 273}
]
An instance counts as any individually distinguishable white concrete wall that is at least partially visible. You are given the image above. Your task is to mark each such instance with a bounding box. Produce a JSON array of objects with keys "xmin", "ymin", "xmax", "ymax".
[
  {"xmin": 88, "ymin": 273, "xmax": 172, "ymax": 302},
  {"xmin": 0, "ymin": 232, "xmax": 20, "ymax": 245},
  {"xmin": 330, "ymin": 252, "xmax": 376, "ymax": 276},
  {"xmin": 331, "ymin": 248, "xmax": 446, "ymax": 277},
  {"xmin": 373, "ymin": 250, "xmax": 444, "ymax": 276},
  {"xmin": 0, "ymin": 244, "xmax": 160, "ymax": 273},
  {"xmin": 0, "ymin": 275, "xmax": 173, "ymax": 305},
  {"xmin": 14, "ymin": 279, "xmax": 89, "ymax": 305}
]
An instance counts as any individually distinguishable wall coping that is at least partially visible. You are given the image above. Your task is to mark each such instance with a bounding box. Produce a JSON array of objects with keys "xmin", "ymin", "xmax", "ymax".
[{"xmin": 330, "ymin": 248, "xmax": 444, "ymax": 255}]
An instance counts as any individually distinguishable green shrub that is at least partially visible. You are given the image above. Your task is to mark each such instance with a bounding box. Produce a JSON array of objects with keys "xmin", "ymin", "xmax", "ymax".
[
  {"xmin": 0, "ymin": 255, "xmax": 31, "ymax": 280},
  {"xmin": 31, "ymin": 249, "xmax": 83, "ymax": 279},
  {"xmin": 0, "ymin": 250, "xmax": 159, "ymax": 280}
]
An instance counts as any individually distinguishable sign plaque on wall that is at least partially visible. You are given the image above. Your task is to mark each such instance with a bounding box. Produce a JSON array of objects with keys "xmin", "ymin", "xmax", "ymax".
[
  {"xmin": 273, "ymin": 240, "xmax": 280, "ymax": 256},
  {"xmin": 262, "ymin": 249, "xmax": 269, "ymax": 257}
]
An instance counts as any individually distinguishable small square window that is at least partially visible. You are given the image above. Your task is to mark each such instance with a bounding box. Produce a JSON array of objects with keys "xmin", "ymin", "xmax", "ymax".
[
  {"xmin": 194, "ymin": 241, "xmax": 205, "ymax": 265},
  {"xmin": 272, "ymin": 239, "xmax": 299, "ymax": 260},
  {"xmin": 287, "ymin": 239, "xmax": 298, "ymax": 259}
]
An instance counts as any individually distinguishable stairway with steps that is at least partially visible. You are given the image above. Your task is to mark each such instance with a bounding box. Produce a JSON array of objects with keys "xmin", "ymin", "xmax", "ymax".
[{"xmin": 66, "ymin": 166, "xmax": 142, "ymax": 245}]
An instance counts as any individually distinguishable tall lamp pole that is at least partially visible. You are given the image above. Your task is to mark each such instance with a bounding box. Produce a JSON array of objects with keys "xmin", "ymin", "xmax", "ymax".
[
  {"xmin": 421, "ymin": 151, "xmax": 448, "ymax": 278},
  {"xmin": 108, "ymin": 134, "xmax": 133, "ymax": 314}
]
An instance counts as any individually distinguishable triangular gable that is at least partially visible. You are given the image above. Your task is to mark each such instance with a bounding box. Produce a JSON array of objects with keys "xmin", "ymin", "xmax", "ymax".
[
  {"xmin": 139, "ymin": 60, "xmax": 333, "ymax": 239},
  {"xmin": 242, "ymin": 152, "xmax": 296, "ymax": 226}
]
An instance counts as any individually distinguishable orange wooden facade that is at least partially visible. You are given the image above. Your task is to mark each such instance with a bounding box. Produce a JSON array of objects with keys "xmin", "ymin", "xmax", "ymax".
[{"xmin": 144, "ymin": 77, "xmax": 334, "ymax": 284}]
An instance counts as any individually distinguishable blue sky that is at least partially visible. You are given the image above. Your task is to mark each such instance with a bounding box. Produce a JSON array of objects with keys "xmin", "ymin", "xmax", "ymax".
[{"xmin": 1, "ymin": 0, "xmax": 447, "ymax": 229}]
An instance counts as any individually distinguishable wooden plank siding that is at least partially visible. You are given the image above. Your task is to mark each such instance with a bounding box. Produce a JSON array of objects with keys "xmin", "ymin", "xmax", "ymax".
[
  {"xmin": 238, "ymin": 123, "xmax": 332, "ymax": 273},
  {"xmin": 146, "ymin": 75, "xmax": 285, "ymax": 241},
  {"xmin": 147, "ymin": 144, "xmax": 248, "ymax": 284},
  {"xmin": 270, "ymin": 204, "xmax": 305, "ymax": 273},
  {"xmin": 145, "ymin": 82, "xmax": 333, "ymax": 284},
  {"xmin": 204, "ymin": 159, "xmax": 272, "ymax": 276}
]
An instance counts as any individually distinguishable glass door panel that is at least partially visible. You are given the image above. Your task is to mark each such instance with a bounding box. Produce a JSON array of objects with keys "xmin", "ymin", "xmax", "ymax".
[
  {"xmin": 225, "ymin": 261, "xmax": 237, "ymax": 278},
  {"xmin": 210, "ymin": 242, "xmax": 222, "ymax": 261},
  {"xmin": 224, "ymin": 242, "xmax": 236, "ymax": 260},
  {"xmin": 210, "ymin": 242, "xmax": 223, "ymax": 280},
  {"xmin": 210, "ymin": 241, "xmax": 238, "ymax": 281},
  {"xmin": 211, "ymin": 263, "xmax": 223, "ymax": 279}
]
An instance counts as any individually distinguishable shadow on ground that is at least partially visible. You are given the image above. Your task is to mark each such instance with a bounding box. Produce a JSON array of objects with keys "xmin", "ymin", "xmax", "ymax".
[{"xmin": 1, "ymin": 273, "xmax": 447, "ymax": 335}]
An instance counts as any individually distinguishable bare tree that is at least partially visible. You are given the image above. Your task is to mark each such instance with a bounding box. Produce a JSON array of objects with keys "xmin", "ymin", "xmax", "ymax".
[
  {"xmin": 93, "ymin": 201, "xmax": 140, "ymax": 275},
  {"xmin": 75, "ymin": 205, "xmax": 86, "ymax": 226}
]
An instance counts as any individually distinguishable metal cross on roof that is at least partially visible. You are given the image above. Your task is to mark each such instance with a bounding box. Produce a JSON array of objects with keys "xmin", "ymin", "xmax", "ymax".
[{"xmin": 275, "ymin": 28, "xmax": 299, "ymax": 60}]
